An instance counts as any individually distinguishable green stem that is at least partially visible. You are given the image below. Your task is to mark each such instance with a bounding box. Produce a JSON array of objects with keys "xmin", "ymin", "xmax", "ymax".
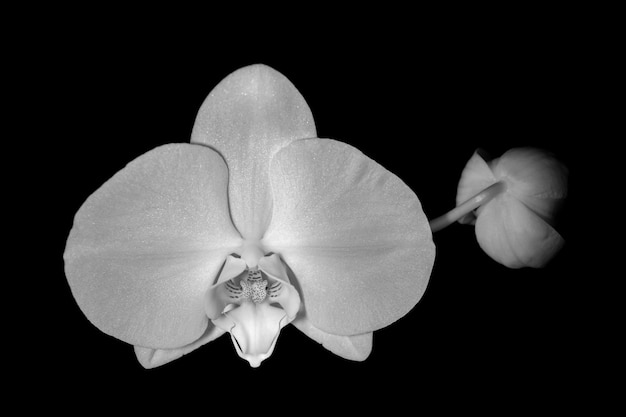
[{"xmin": 429, "ymin": 181, "xmax": 506, "ymax": 233}]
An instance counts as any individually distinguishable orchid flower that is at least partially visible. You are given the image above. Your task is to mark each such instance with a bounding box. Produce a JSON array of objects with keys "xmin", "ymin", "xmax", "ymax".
[
  {"xmin": 430, "ymin": 148, "xmax": 568, "ymax": 268},
  {"xmin": 64, "ymin": 64, "xmax": 435, "ymax": 368}
]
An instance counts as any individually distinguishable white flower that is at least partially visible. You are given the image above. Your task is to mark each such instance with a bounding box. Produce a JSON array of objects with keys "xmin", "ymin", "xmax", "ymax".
[{"xmin": 64, "ymin": 64, "xmax": 435, "ymax": 368}]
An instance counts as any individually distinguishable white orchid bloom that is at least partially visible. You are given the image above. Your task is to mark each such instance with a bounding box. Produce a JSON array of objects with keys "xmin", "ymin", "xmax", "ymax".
[
  {"xmin": 64, "ymin": 64, "xmax": 435, "ymax": 368},
  {"xmin": 430, "ymin": 148, "xmax": 567, "ymax": 268}
]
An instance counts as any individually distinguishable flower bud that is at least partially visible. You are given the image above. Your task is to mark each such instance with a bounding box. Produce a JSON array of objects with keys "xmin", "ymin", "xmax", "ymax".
[{"xmin": 456, "ymin": 148, "xmax": 568, "ymax": 268}]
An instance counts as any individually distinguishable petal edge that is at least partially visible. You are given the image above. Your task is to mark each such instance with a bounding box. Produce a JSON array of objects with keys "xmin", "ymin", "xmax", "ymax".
[{"xmin": 64, "ymin": 144, "xmax": 242, "ymax": 348}]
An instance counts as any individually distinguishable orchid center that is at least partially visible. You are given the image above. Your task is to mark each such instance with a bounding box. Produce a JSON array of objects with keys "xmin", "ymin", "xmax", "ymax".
[
  {"xmin": 205, "ymin": 253, "xmax": 301, "ymax": 367},
  {"xmin": 226, "ymin": 268, "xmax": 285, "ymax": 305},
  {"xmin": 240, "ymin": 269, "xmax": 268, "ymax": 303}
]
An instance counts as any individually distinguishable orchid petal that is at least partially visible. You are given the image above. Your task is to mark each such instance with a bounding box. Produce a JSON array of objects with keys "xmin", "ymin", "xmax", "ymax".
[
  {"xmin": 292, "ymin": 315, "xmax": 372, "ymax": 361},
  {"xmin": 134, "ymin": 323, "xmax": 226, "ymax": 369},
  {"xmin": 475, "ymin": 194, "xmax": 564, "ymax": 268},
  {"xmin": 191, "ymin": 64, "xmax": 317, "ymax": 240},
  {"xmin": 493, "ymin": 148, "xmax": 568, "ymax": 220},
  {"xmin": 263, "ymin": 139, "xmax": 435, "ymax": 336},
  {"xmin": 64, "ymin": 144, "xmax": 243, "ymax": 348}
]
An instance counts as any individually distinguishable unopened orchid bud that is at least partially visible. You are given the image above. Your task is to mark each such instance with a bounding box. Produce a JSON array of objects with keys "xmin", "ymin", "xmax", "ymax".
[{"xmin": 456, "ymin": 148, "xmax": 568, "ymax": 268}]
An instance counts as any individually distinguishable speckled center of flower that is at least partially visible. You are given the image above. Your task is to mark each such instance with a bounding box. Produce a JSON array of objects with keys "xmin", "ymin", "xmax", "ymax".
[{"xmin": 225, "ymin": 268, "xmax": 284, "ymax": 305}]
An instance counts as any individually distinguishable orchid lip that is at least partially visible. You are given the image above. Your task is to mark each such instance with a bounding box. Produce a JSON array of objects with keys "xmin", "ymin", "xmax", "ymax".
[{"xmin": 206, "ymin": 253, "xmax": 301, "ymax": 367}]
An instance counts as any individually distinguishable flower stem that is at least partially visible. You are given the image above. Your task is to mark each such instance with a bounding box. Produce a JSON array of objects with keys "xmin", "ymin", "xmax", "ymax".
[{"xmin": 429, "ymin": 181, "xmax": 506, "ymax": 233}]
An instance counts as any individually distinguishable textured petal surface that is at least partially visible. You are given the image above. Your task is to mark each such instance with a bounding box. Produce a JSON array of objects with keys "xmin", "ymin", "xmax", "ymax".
[
  {"xmin": 263, "ymin": 139, "xmax": 435, "ymax": 335},
  {"xmin": 292, "ymin": 315, "xmax": 372, "ymax": 361},
  {"xmin": 475, "ymin": 194, "xmax": 564, "ymax": 268},
  {"xmin": 191, "ymin": 64, "xmax": 317, "ymax": 240},
  {"xmin": 64, "ymin": 144, "xmax": 243, "ymax": 348}
]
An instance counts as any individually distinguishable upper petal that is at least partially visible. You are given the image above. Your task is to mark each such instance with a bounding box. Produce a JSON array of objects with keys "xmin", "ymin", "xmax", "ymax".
[
  {"xmin": 475, "ymin": 194, "xmax": 564, "ymax": 268},
  {"xmin": 191, "ymin": 64, "xmax": 317, "ymax": 240},
  {"xmin": 64, "ymin": 144, "xmax": 243, "ymax": 349},
  {"xmin": 262, "ymin": 139, "xmax": 435, "ymax": 336}
]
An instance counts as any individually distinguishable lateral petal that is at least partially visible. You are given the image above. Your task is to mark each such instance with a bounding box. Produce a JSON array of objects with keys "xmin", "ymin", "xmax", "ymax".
[
  {"xmin": 191, "ymin": 64, "xmax": 317, "ymax": 240},
  {"xmin": 64, "ymin": 144, "xmax": 243, "ymax": 349},
  {"xmin": 263, "ymin": 139, "xmax": 435, "ymax": 336}
]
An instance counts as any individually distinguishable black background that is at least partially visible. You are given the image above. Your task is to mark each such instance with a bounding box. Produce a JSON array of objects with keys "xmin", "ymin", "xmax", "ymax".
[{"xmin": 19, "ymin": 11, "xmax": 591, "ymax": 412}]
